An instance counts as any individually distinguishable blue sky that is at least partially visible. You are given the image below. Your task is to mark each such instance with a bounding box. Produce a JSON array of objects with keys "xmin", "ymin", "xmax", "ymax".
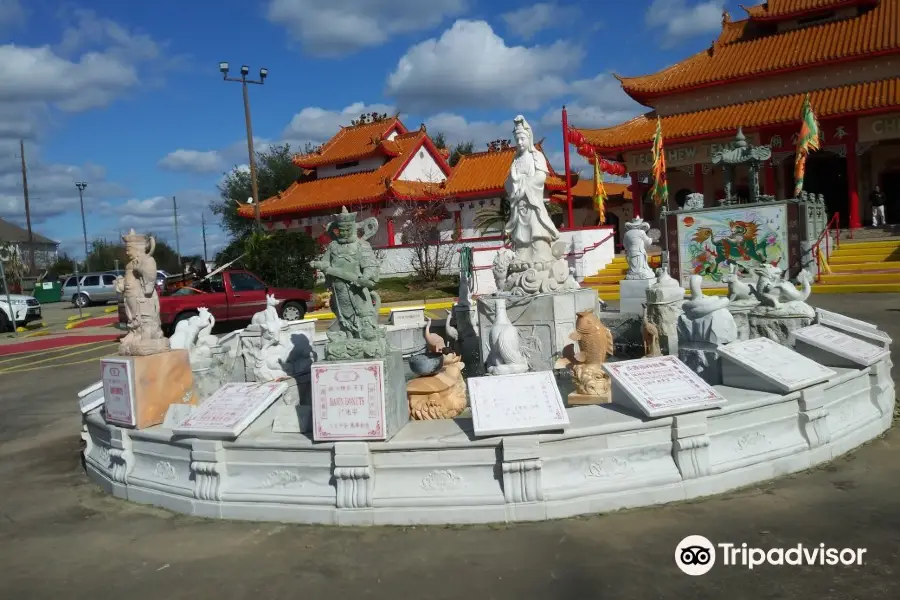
[{"xmin": 0, "ymin": 0, "xmax": 746, "ymax": 259}]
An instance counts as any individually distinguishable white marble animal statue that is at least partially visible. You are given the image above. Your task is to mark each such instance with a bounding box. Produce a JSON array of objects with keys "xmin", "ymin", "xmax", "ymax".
[
  {"xmin": 722, "ymin": 262, "xmax": 753, "ymax": 302},
  {"xmin": 251, "ymin": 294, "xmax": 281, "ymax": 326},
  {"xmin": 169, "ymin": 307, "xmax": 216, "ymax": 352},
  {"xmin": 750, "ymin": 265, "xmax": 812, "ymax": 307}
]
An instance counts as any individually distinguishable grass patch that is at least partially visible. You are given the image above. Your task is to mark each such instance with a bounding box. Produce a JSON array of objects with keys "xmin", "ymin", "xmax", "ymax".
[{"xmin": 313, "ymin": 275, "xmax": 458, "ymax": 304}]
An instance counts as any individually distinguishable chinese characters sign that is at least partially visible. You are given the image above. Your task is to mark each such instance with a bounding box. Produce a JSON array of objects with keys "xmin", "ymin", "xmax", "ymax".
[
  {"xmin": 312, "ymin": 361, "xmax": 386, "ymax": 441},
  {"xmin": 467, "ymin": 371, "xmax": 569, "ymax": 437},
  {"xmin": 102, "ymin": 359, "xmax": 136, "ymax": 427},
  {"xmin": 604, "ymin": 355, "xmax": 725, "ymax": 418},
  {"xmin": 173, "ymin": 381, "xmax": 287, "ymax": 439}
]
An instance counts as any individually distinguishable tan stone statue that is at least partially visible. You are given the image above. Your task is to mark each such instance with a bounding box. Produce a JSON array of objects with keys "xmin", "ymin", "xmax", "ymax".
[
  {"xmin": 407, "ymin": 354, "xmax": 468, "ymax": 420},
  {"xmin": 117, "ymin": 230, "xmax": 169, "ymax": 356},
  {"xmin": 555, "ymin": 308, "xmax": 614, "ymax": 404},
  {"xmin": 642, "ymin": 303, "xmax": 662, "ymax": 357}
]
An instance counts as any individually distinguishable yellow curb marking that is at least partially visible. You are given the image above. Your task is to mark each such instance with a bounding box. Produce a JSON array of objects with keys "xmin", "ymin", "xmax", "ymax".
[
  {"xmin": 0, "ymin": 341, "xmax": 100, "ymax": 364},
  {"xmin": 0, "ymin": 342, "xmax": 116, "ymax": 373},
  {"xmin": 66, "ymin": 312, "xmax": 93, "ymax": 321},
  {"xmin": 104, "ymin": 306, "xmax": 118, "ymax": 313},
  {"xmin": 0, "ymin": 351, "xmax": 116, "ymax": 375}
]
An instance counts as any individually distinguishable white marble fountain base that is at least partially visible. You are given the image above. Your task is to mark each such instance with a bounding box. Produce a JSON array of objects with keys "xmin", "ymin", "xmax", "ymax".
[{"xmin": 81, "ymin": 359, "xmax": 894, "ymax": 526}]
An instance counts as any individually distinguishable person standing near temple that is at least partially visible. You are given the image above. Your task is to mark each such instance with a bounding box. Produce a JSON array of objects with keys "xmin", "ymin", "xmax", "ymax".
[{"xmin": 870, "ymin": 185, "xmax": 887, "ymax": 227}]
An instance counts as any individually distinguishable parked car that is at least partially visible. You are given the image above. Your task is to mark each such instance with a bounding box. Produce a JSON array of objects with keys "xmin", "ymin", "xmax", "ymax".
[
  {"xmin": 61, "ymin": 272, "xmax": 121, "ymax": 308},
  {"xmin": 0, "ymin": 282, "xmax": 41, "ymax": 332},
  {"xmin": 118, "ymin": 269, "xmax": 313, "ymax": 333}
]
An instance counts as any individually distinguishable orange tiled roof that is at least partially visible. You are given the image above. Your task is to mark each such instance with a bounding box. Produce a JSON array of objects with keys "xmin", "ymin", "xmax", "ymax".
[
  {"xmin": 240, "ymin": 130, "xmax": 442, "ymax": 217},
  {"xmin": 568, "ymin": 179, "xmax": 631, "ymax": 199},
  {"xmin": 618, "ymin": 0, "xmax": 898, "ymax": 100},
  {"xmin": 574, "ymin": 76, "xmax": 900, "ymax": 150},
  {"xmin": 292, "ymin": 117, "xmax": 406, "ymax": 168},
  {"xmin": 441, "ymin": 145, "xmax": 567, "ymax": 197},
  {"xmin": 742, "ymin": 0, "xmax": 876, "ymax": 19}
]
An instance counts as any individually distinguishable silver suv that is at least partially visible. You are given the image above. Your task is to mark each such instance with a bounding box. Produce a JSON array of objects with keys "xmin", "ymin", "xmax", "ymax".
[{"xmin": 62, "ymin": 272, "xmax": 120, "ymax": 308}]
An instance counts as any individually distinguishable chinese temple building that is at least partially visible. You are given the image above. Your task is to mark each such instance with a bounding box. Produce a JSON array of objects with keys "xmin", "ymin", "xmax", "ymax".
[
  {"xmin": 237, "ymin": 116, "xmax": 571, "ymax": 245},
  {"xmin": 568, "ymin": 0, "xmax": 900, "ymax": 229}
]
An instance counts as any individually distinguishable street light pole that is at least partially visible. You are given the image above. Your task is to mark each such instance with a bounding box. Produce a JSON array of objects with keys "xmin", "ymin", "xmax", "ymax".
[
  {"xmin": 75, "ymin": 182, "xmax": 90, "ymax": 271},
  {"xmin": 219, "ymin": 62, "xmax": 268, "ymax": 231}
]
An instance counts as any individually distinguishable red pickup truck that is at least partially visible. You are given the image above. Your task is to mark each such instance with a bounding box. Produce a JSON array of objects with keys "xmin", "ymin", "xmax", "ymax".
[{"xmin": 120, "ymin": 269, "xmax": 314, "ymax": 333}]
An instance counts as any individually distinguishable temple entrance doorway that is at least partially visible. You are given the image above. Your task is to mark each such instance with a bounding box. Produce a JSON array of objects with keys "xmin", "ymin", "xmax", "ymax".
[
  {"xmin": 782, "ymin": 151, "xmax": 849, "ymax": 227},
  {"xmin": 881, "ymin": 170, "xmax": 900, "ymax": 225}
]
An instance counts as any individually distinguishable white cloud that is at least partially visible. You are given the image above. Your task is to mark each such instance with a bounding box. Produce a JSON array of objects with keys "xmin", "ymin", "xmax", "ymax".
[
  {"xmin": 386, "ymin": 19, "xmax": 583, "ymax": 113},
  {"xmin": 501, "ymin": 3, "xmax": 581, "ymax": 40},
  {"xmin": 266, "ymin": 0, "xmax": 468, "ymax": 57},
  {"xmin": 281, "ymin": 102, "xmax": 396, "ymax": 148},
  {"xmin": 542, "ymin": 73, "xmax": 644, "ymax": 129},
  {"xmin": 423, "ymin": 113, "xmax": 510, "ymax": 148},
  {"xmin": 158, "ymin": 150, "xmax": 223, "ymax": 173},
  {"xmin": 646, "ymin": 0, "xmax": 724, "ymax": 46},
  {"xmin": 0, "ymin": 0, "xmax": 27, "ymax": 31}
]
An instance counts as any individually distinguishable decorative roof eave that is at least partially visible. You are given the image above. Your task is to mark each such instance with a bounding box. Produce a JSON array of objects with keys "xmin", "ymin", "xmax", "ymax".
[
  {"xmin": 292, "ymin": 142, "xmax": 400, "ymax": 169},
  {"xmin": 389, "ymin": 132, "xmax": 453, "ymax": 182},
  {"xmin": 239, "ymin": 192, "xmax": 392, "ymax": 219},
  {"xmin": 741, "ymin": 0, "xmax": 878, "ymax": 21},
  {"xmin": 619, "ymin": 47, "xmax": 900, "ymax": 104},
  {"xmin": 571, "ymin": 76, "xmax": 900, "ymax": 153},
  {"xmin": 291, "ymin": 117, "xmax": 408, "ymax": 169}
]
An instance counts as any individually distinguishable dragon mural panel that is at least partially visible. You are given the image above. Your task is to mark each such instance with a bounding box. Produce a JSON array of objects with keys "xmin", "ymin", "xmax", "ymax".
[{"xmin": 675, "ymin": 205, "xmax": 788, "ymax": 288}]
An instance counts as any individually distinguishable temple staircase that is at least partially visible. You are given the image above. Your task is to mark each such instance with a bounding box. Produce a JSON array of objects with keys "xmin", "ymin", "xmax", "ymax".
[{"xmin": 815, "ymin": 236, "xmax": 900, "ymax": 294}]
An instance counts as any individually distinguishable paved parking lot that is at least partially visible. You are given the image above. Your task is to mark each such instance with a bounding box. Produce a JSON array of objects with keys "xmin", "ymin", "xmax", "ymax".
[{"xmin": 0, "ymin": 293, "xmax": 898, "ymax": 599}]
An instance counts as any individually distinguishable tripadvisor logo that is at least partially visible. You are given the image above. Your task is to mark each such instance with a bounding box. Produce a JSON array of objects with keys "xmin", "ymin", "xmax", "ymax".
[{"xmin": 675, "ymin": 535, "xmax": 867, "ymax": 576}]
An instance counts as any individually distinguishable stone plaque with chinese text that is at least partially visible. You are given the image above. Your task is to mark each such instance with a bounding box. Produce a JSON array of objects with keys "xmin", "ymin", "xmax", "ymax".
[
  {"xmin": 312, "ymin": 360, "xmax": 387, "ymax": 441},
  {"xmin": 173, "ymin": 381, "xmax": 288, "ymax": 439},
  {"xmin": 793, "ymin": 324, "xmax": 888, "ymax": 367},
  {"xmin": 604, "ymin": 355, "xmax": 726, "ymax": 418},
  {"xmin": 389, "ymin": 307, "xmax": 426, "ymax": 327},
  {"xmin": 102, "ymin": 359, "xmax": 136, "ymax": 426},
  {"xmin": 719, "ymin": 337, "xmax": 835, "ymax": 393},
  {"xmin": 467, "ymin": 371, "xmax": 569, "ymax": 437}
]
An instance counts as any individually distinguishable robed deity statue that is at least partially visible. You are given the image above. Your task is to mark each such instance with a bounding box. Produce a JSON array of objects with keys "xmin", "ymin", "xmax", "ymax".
[
  {"xmin": 116, "ymin": 230, "xmax": 169, "ymax": 356},
  {"xmin": 493, "ymin": 115, "xmax": 579, "ymax": 295},
  {"xmin": 311, "ymin": 207, "xmax": 388, "ymax": 360}
]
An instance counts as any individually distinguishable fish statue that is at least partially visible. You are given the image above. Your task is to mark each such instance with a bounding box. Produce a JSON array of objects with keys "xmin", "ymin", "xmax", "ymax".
[{"xmin": 555, "ymin": 308, "xmax": 614, "ymax": 369}]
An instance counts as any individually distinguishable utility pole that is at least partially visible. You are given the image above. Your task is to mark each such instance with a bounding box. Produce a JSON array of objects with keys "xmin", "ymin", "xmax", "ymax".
[
  {"xmin": 172, "ymin": 195, "xmax": 181, "ymax": 267},
  {"xmin": 219, "ymin": 62, "xmax": 267, "ymax": 231},
  {"xmin": 201, "ymin": 213, "xmax": 208, "ymax": 263},
  {"xmin": 19, "ymin": 140, "xmax": 35, "ymax": 274},
  {"xmin": 75, "ymin": 182, "xmax": 90, "ymax": 271}
]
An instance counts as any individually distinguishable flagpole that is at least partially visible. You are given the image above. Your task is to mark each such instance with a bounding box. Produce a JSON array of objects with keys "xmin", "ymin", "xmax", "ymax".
[{"xmin": 561, "ymin": 106, "xmax": 574, "ymax": 229}]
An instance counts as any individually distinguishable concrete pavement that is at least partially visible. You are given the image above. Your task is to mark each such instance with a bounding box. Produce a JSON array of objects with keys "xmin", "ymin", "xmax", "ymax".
[{"xmin": 0, "ymin": 293, "xmax": 898, "ymax": 599}]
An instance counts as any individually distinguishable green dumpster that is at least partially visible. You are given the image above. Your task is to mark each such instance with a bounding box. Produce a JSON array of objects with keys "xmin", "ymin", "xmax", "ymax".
[{"xmin": 32, "ymin": 281, "xmax": 62, "ymax": 303}]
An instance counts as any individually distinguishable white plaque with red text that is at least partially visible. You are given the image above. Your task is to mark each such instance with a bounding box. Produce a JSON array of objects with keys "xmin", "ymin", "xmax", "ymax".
[
  {"xmin": 172, "ymin": 381, "xmax": 287, "ymax": 439},
  {"xmin": 101, "ymin": 359, "xmax": 136, "ymax": 426},
  {"xmin": 604, "ymin": 355, "xmax": 726, "ymax": 418},
  {"xmin": 312, "ymin": 360, "xmax": 387, "ymax": 441},
  {"xmin": 467, "ymin": 371, "xmax": 569, "ymax": 437}
]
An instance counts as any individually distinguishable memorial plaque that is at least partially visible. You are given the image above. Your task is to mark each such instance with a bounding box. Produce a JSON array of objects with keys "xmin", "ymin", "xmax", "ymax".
[
  {"xmin": 718, "ymin": 337, "xmax": 835, "ymax": 393},
  {"xmin": 816, "ymin": 308, "xmax": 891, "ymax": 346},
  {"xmin": 101, "ymin": 359, "xmax": 136, "ymax": 426},
  {"xmin": 172, "ymin": 381, "xmax": 287, "ymax": 439},
  {"xmin": 78, "ymin": 380, "xmax": 104, "ymax": 414},
  {"xmin": 793, "ymin": 324, "xmax": 889, "ymax": 367},
  {"xmin": 312, "ymin": 360, "xmax": 387, "ymax": 441},
  {"xmin": 389, "ymin": 307, "xmax": 426, "ymax": 327},
  {"xmin": 604, "ymin": 355, "xmax": 726, "ymax": 418},
  {"xmin": 467, "ymin": 371, "xmax": 569, "ymax": 437}
]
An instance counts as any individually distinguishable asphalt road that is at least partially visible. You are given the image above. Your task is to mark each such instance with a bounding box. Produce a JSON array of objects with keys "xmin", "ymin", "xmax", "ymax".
[{"xmin": 0, "ymin": 294, "xmax": 898, "ymax": 599}]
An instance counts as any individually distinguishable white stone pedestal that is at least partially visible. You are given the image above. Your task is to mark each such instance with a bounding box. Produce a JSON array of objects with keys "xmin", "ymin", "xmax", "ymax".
[
  {"xmin": 619, "ymin": 278, "xmax": 654, "ymax": 315},
  {"xmin": 477, "ymin": 288, "xmax": 599, "ymax": 372},
  {"xmin": 678, "ymin": 341, "xmax": 722, "ymax": 385}
]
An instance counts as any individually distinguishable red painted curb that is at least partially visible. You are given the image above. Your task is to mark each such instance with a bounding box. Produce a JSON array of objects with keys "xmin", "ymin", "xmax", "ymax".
[
  {"xmin": 71, "ymin": 315, "xmax": 118, "ymax": 329},
  {"xmin": 0, "ymin": 333, "xmax": 121, "ymax": 356}
]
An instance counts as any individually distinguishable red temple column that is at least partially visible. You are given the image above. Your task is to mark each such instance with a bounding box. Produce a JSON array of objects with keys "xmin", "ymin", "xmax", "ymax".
[
  {"xmin": 765, "ymin": 161, "xmax": 776, "ymax": 197},
  {"xmin": 846, "ymin": 138, "xmax": 861, "ymax": 229},
  {"xmin": 693, "ymin": 164, "xmax": 704, "ymax": 198},
  {"xmin": 387, "ymin": 218, "xmax": 396, "ymax": 246},
  {"xmin": 630, "ymin": 172, "xmax": 642, "ymax": 218}
]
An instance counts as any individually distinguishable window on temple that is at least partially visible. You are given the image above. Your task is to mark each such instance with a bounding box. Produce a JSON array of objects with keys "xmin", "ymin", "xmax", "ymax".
[{"xmin": 336, "ymin": 160, "xmax": 360, "ymax": 170}]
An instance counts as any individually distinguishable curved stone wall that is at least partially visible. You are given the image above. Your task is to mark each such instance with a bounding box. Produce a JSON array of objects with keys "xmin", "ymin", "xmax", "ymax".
[{"xmin": 81, "ymin": 359, "xmax": 894, "ymax": 526}]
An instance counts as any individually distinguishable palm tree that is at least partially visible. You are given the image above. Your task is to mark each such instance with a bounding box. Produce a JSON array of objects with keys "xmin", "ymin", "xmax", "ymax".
[{"xmin": 473, "ymin": 196, "xmax": 511, "ymax": 236}]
